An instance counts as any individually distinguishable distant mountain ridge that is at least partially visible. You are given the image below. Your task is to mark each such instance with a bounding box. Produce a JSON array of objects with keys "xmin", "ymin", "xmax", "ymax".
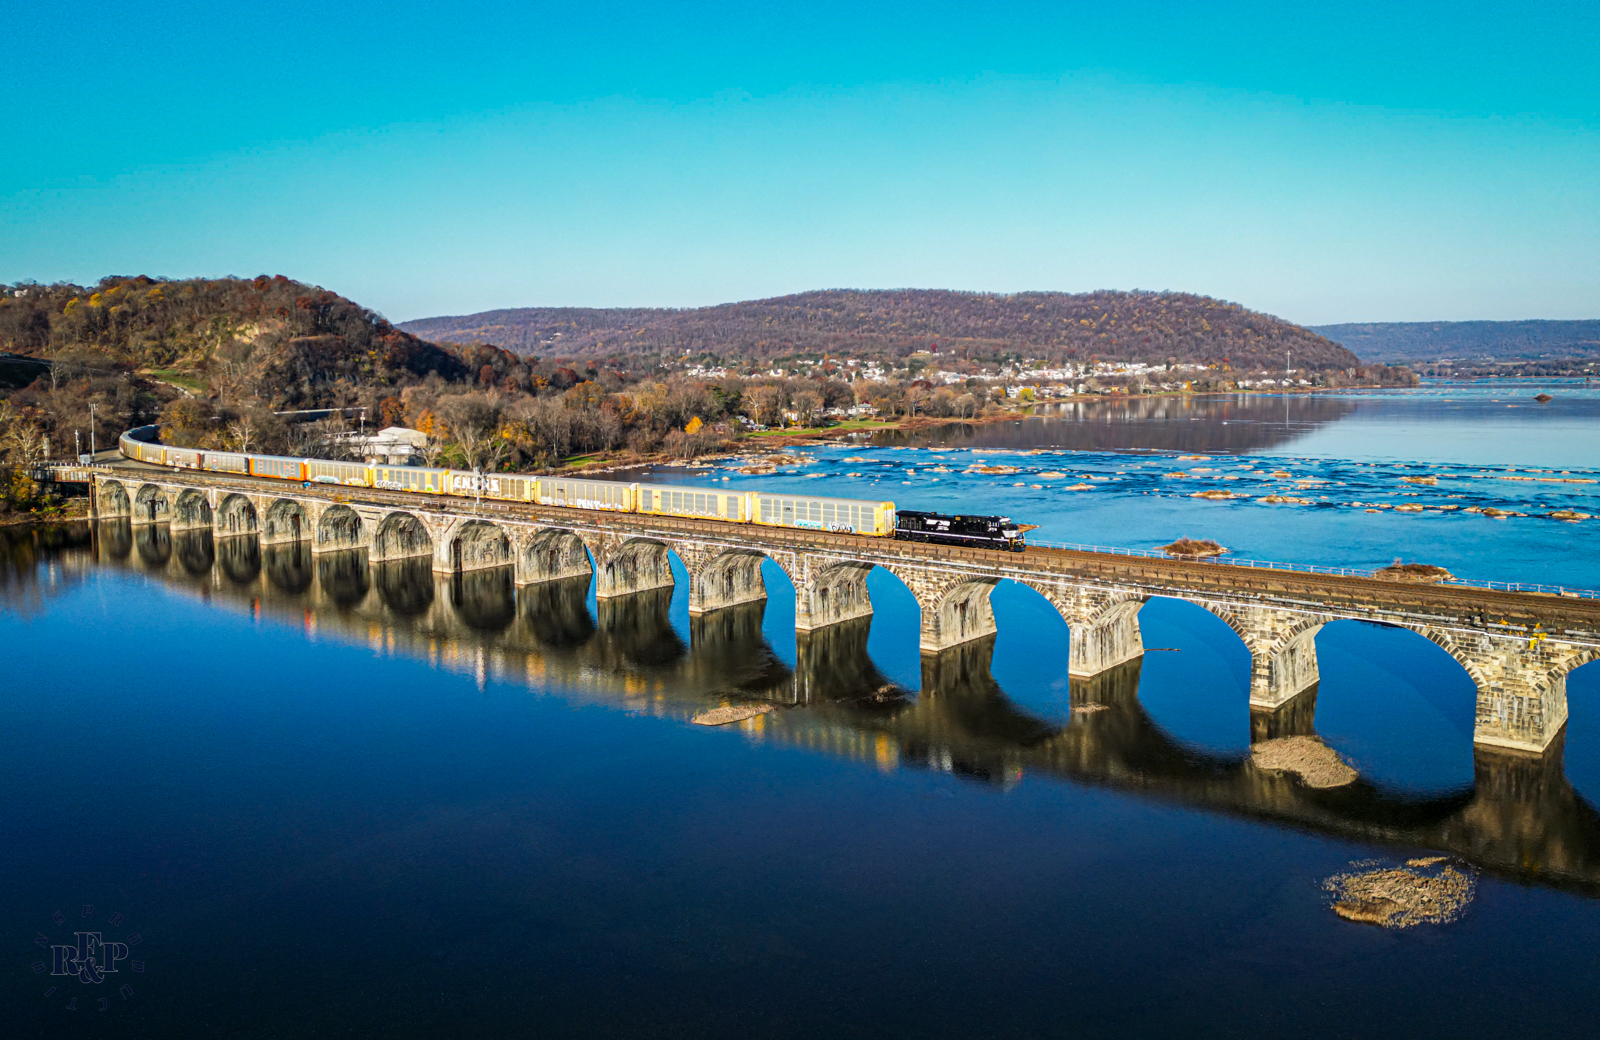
[
  {"xmin": 1311, "ymin": 320, "xmax": 1600, "ymax": 363},
  {"xmin": 401, "ymin": 289, "xmax": 1361, "ymax": 370}
]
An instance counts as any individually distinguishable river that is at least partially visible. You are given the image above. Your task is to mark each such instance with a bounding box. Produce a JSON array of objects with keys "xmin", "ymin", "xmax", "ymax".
[{"xmin": 5, "ymin": 381, "xmax": 1600, "ymax": 1037}]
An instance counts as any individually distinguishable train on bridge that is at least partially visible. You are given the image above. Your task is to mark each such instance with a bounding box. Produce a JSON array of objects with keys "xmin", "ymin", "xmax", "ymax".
[{"xmin": 118, "ymin": 426, "xmax": 1026, "ymax": 550}]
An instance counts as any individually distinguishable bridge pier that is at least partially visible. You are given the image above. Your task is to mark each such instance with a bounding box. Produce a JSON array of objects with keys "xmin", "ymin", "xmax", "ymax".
[
  {"xmin": 792, "ymin": 615, "xmax": 886, "ymax": 704},
  {"xmin": 915, "ymin": 577, "xmax": 999, "ymax": 654},
  {"xmin": 1219, "ymin": 607, "xmax": 1326, "ymax": 712},
  {"xmin": 1439, "ymin": 631, "xmax": 1594, "ymax": 754},
  {"xmin": 310, "ymin": 502, "xmax": 368, "ymax": 554},
  {"xmin": 1069, "ymin": 600, "xmax": 1146, "ymax": 678},
  {"xmin": 435, "ymin": 517, "xmax": 513, "ymax": 574}
]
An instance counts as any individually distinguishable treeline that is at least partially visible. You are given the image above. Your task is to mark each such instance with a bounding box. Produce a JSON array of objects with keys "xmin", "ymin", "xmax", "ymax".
[
  {"xmin": 3, "ymin": 276, "xmax": 990, "ymax": 483},
  {"xmin": 401, "ymin": 289, "xmax": 1361, "ymax": 370},
  {"xmin": 1312, "ymin": 320, "xmax": 1600, "ymax": 363}
]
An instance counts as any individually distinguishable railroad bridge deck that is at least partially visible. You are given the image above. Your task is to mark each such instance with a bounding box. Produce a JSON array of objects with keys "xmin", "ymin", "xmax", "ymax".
[{"xmin": 90, "ymin": 464, "xmax": 1600, "ymax": 755}]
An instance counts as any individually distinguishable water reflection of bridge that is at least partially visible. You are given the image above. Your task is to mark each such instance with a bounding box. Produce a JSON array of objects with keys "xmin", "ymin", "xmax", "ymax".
[{"xmin": 71, "ymin": 521, "xmax": 1600, "ymax": 896}]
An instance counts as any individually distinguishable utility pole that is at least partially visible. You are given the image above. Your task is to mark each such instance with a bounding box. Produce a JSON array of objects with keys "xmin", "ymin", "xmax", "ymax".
[
  {"xmin": 1286, "ymin": 351, "xmax": 1291, "ymax": 383},
  {"xmin": 89, "ymin": 403, "xmax": 96, "ymax": 456}
]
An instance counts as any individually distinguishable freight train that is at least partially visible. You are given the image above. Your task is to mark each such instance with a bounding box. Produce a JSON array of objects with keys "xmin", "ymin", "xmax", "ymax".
[{"xmin": 117, "ymin": 426, "xmax": 1026, "ymax": 549}]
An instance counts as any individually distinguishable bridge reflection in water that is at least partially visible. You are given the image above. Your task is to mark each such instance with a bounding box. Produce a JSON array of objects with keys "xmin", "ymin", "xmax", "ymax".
[{"xmin": 82, "ymin": 520, "xmax": 1600, "ymax": 897}]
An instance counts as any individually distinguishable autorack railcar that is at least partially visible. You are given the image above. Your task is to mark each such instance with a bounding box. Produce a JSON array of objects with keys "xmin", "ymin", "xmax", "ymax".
[{"xmin": 115, "ymin": 426, "xmax": 1029, "ymax": 548}]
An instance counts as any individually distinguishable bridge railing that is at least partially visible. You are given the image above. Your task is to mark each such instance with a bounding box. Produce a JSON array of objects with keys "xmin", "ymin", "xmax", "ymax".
[{"xmin": 1027, "ymin": 538, "xmax": 1600, "ymax": 601}]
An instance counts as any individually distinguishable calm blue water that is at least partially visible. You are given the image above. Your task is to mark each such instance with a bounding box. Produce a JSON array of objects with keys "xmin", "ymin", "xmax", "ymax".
[{"xmin": 6, "ymin": 383, "xmax": 1600, "ymax": 1037}]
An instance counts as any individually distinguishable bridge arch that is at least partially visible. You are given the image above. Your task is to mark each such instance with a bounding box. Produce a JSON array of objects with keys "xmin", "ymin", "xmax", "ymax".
[
  {"xmin": 1300, "ymin": 619, "xmax": 1479, "ymax": 791},
  {"xmin": 315, "ymin": 505, "xmax": 363, "ymax": 552},
  {"xmin": 97, "ymin": 479, "xmax": 130, "ymax": 519},
  {"xmin": 591, "ymin": 536, "xmax": 674, "ymax": 598},
  {"xmin": 1128, "ymin": 596, "xmax": 1254, "ymax": 753},
  {"xmin": 373, "ymin": 511, "xmax": 431, "ymax": 562},
  {"xmin": 447, "ymin": 519, "xmax": 512, "ymax": 573},
  {"xmin": 797, "ymin": 560, "xmax": 874, "ymax": 632},
  {"xmin": 262, "ymin": 499, "xmax": 308, "ymax": 544},
  {"xmin": 216, "ymin": 494, "xmax": 258, "ymax": 536},
  {"xmin": 172, "ymin": 488, "xmax": 212, "ymax": 531},
  {"xmin": 688, "ymin": 548, "xmax": 771, "ymax": 616},
  {"xmin": 518, "ymin": 529, "xmax": 592, "ymax": 586},
  {"xmin": 133, "ymin": 483, "xmax": 169, "ymax": 524},
  {"xmin": 983, "ymin": 579, "xmax": 1077, "ymax": 722}
]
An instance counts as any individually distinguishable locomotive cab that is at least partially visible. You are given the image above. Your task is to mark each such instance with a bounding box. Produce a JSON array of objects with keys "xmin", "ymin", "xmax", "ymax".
[{"xmin": 894, "ymin": 510, "xmax": 1026, "ymax": 551}]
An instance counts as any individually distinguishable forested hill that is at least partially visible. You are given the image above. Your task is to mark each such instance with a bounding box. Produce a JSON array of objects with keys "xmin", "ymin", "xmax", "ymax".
[
  {"xmin": 401, "ymin": 289, "xmax": 1360, "ymax": 370},
  {"xmin": 0, "ymin": 275, "xmax": 502, "ymax": 407},
  {"xmin": 1311, "ymin": 320, "xmax": 1600, "ymax": 363}
]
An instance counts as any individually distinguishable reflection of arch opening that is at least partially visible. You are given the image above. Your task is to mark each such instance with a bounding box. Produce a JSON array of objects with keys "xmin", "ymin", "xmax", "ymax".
[
  {"xmin": 373, "ymin": 511, "xmax": 431, "ymax": 562},
  {"xmin": 98, "ymin": 480, "xmax": 130, "ymax": 519},
  {"xmin": 263, "ymin": 499, "xmax": 308, "ymax": 544},
  {"xmin": 317, "ymin": 549, "xmax": 371, "ymax": 607},
  {"xmin": 1309, "ymin": 619, "xmax": 1476, "ymax": 793},
  {"xmin": 448, "ymin": 520, "xmax": 512, "ymax": 573},
  {"xmin": 315, "ymin": 505, "xmax": 363, "ymax": 551},
  {"xmin": 174, "ymin": 529, "xmax": 214, "ymax": 575},
  {"xmin": 134, "ymin": 523, "xmax": 171, "ymax": 565},
  {"xmin": 374, "ymin": 557, "xmax": 435, "ymax": 616},
  {"xmin": 97, "ymin": 518, "xmax": 132, "ymax": 560},
  {"xmin": 264, "ymin": 543, "xmax": 313, "ymax": 593},
  {"xmin": 133, "ymin": 484, "xmax": 169, "ymax": 525},
  {"xmin": 172, "ymin": 489, "xmax": 212, "ymax": 531},
  {"xmin": 216, "ymin": 534, "xmax": 261, "ymax": 584},
  {"xmin": 450, "ymin": 566, "xmax": 515, "ymax": 631},
  {"xmin": 519, "ymin": 529, "xmax": 592, "ymax": 586},
  {"xmin": 216, "ymin": 494, "xmax": 257, "ymax": 537}
]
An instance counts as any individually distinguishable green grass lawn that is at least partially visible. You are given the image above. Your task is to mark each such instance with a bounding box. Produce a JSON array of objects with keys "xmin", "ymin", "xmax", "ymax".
[
  {"xmin": 558, "ymin": 452, "xmax": 608, "ymax": 468},
  {"xmin": 749, "ymin": 419, "xmax": 899, "ymax": 437},
  {"xmin": 146, "ymin": 369, "xmax": 206, "ymax": 391}
]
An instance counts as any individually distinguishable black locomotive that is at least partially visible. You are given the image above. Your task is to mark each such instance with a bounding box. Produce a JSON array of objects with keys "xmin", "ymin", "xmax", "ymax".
[{"xmin": 893, "ymin": 510, "xmax": 1026, "ymax": 551}]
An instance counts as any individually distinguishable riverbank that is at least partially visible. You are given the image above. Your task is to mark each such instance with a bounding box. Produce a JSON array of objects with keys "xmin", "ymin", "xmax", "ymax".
[{"xmin": 549, "ymin": 383, "xmax": 1426, "ymax": 475}]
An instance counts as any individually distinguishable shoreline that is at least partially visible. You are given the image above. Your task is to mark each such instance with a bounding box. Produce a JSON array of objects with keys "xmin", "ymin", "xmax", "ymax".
[{"xmin": 551, "ymin": 382, "xmax": 1422, "ymax": 474}]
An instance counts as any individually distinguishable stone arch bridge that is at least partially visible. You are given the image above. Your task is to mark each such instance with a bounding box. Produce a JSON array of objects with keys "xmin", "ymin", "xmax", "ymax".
[{"xmin": 92, "ymin": 467, "xmax": 1600, "ymax": 756}]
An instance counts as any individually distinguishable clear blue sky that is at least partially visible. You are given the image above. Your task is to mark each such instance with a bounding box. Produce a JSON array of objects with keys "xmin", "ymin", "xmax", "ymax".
[{"xmin": 4, "ymin": 1, "xmax": 1596, "ymax": 324}]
